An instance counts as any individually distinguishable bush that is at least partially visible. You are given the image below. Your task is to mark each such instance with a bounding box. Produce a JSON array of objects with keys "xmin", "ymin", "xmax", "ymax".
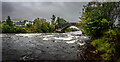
[
  {"xmin": 91, "ymin": 29, "xmax": 120, "ymax": 60},
  {"xmin": 1, "ymin": 22, "xmax": 14, "ymax": 33},
  {"xmin": 81, "ymin": 18, "xmax": 110, "ymax": 38},
  {"xmin": 14, "ymin": 26, "xmax": 26, "ymax": 33}
]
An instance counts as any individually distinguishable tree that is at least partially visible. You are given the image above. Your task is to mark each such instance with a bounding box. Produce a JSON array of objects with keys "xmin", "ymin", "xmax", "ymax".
[
  {"xmin": 33, "ymin": 18, "xmax": 46, "ymax": 32},
  {"xmin": 81, "ymin": 2, "xmax": 120, "ymax": 27},
  {"xmin": 48, "ymin": 23, "xmax": 55, "ymax": 33},
  {"xmin": 51, "ymin": 14, "xmax": 68, "ymax": 25},
  {"xmin": 6, "ymin": 16, "xmax": 14, "ymax": 26},
  {"xmin": 33, "ymin": 18, "xmax": 55, "ymax": 33},
  {"xmin": 2, "ymin": 22, "xmax": 10, "ymax": 33},
  {"xmin": 80, "ymin": 2, "xmax": 120, "ymax": 38},
  {"xmin": 80, "ymin": 2, "xmax": 120, "ymax": 61},
  {"xmin": 55, "ymin": 17, "xmax": 68, "ymax": 25},
  {"xmin": 51, "ymin": 14, "xmax": 56, "ymax": 25},
  {"xmin": 1, "ymin": 16, "xmax": 15, "ymax": 33},
  {"xmin": 41, "ymin": 22, "xmax": 49, "ymax": 33}
]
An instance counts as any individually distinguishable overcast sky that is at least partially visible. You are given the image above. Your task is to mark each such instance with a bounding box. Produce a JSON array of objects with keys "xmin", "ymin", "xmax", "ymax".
[
  {"xmin": 2, "ymin": 2, "xmax": 88, "ymax": 22},
  {"xmin": 1, "ymin": 0, "xmax": 119, "ymax": 22},
  {"xmin": 2, "ymin": 0, "xmax": 119, "ymax": 2},
  {"xmin": 2, "ymin": 0, "xmax": 92, "ymax": 2}
]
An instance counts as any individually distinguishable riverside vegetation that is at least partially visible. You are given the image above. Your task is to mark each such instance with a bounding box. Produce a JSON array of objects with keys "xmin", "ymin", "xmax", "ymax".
[
  {"xmin": 1, "ymin": 15, "xmax": 78, "ymax": 33},
  {"xmin": 80, "ymin": 2, "xmax": 120, "ymax": 61}
]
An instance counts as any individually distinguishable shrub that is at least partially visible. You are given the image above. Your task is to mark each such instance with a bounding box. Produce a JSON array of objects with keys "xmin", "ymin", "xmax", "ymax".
[
  {"xmin": 81, "ymin": 18, "xmax": 110, "ymax": 38},
  {"xmin": 91, "ymin": 29, "xmax": 120, "ymax": 60}
]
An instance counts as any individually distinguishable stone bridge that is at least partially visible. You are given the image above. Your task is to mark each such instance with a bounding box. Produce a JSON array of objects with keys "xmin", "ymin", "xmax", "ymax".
[{"xmin": 55, "ymin": 23, "xmax": 77, "ymax": 32}]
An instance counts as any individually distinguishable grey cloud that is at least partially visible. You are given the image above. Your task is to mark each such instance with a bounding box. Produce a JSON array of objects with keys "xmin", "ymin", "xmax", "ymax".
[
  {"xmin": 0, "ymin": 1, "xmax": 2, "ymax": 20},
  {"xmin": 2, "ymin": 0, "xmax": 119, "ymax": 2},
  {"xmin": 2, "ymin": 2, "xmax": 87, "ymax": 22},
  {"xmin": 3, "ymin": 0, "xmax": 92, "ymax": 2}
]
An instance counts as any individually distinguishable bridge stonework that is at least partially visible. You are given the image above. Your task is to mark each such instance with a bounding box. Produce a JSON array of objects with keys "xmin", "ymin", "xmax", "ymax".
[{"xmin": 55, "ymin": 23, "xmax": 77, "ymax": 32}]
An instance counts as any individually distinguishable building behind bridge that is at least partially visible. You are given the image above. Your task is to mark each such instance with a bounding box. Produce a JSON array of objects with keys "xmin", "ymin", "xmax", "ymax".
[
  {"xmin": 13, "ymin": 20, "xmax": 33, "ymax": 27},
  {"xmin": 1, "ymin": 19, "xmax": 33, "ymax": 27}
]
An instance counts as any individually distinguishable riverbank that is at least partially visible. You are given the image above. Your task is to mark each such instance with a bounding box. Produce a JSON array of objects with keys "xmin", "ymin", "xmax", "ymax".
[{"xmin": 83, "ymin": 44, "xmax": 102, "ymax": 60}]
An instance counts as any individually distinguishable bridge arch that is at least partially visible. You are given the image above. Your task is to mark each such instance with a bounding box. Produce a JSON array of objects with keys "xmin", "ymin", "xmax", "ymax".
[{"xmin": 55, "ymin": 23, "xmax": 78, "ymax": 32}]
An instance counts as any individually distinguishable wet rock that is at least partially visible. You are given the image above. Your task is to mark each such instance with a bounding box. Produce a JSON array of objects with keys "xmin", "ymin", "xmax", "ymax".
[
  {"xmin": 61, "ymin": 56, "xmax": 65, "ymax": 59},
  {"xmin": 48, "ymin": 52, "xmax": 55, "ymax": 55},
  {"xmin": 71, "ymin": 46, "xmax": 75, "ymax": 48},
  {"xmin": 46, "ymin": 47, "xmax": 49, "ymax": 48},
  {"xmin": 41, "ymin": 50, "xmax": 45, "ymax": 52}
]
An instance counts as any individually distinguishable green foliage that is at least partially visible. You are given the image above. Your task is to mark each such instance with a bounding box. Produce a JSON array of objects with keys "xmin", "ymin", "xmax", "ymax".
[
  {"xmin": 0, "ymin": 23, "xmax": 2, "ymax": 33},
  {"xmin": 65, "ymin": 28, "xmax": 79, "ymax": 32},
  {"xmin": 33, "ymin": 18, "xmax": 55, "ymax": 33},
  {"xmin": 81, "ymin": 18, "xmax": 110, "ymax": 38},
  {"xmin": 50, "ymin": 15, "xmax": 68, "ymax": 25},
  {"xmin": 1, "ymin": 16, "xmax": 56, "ymax": 33},
  {"xmin": 1, "ymin": 16, "xmax": 15, "ymax": 33},
  {"xmin": 1, "ymin": 22, "xmax": 26, "ymax": 33},
  {"xmin": 41, "ymin": 22, "xmax": 49, "ymax": 33},
  {"xmin": 14, "ymin": 26, "xmax": 26, "ymax": 33},
  {"xmin": 33, "ymin": 18, "xmax": 45, "ymax": 33},
  {"xmin": 48, "ymin": 24, "xmax": 55, "ymax": 33},
  {"xmin": 80, "ymin": 2, "xmax": 118, "ymax": 38},
  {"xmin": 6, "ymin": 16, "xmax": 14, "ymax": 26},
  {"xmin": 1, "ymin": 22, "xmax": 14, "ymax": 33},
  {"xmin": 91, "ymin": 29, "xmax": 120, "ymax": 60},
  {"xmin": 25, "ymin": 26, "xmax": 35, "ymax": 33},
  {"xmin": 26, "ymin": 24, "xmax": 32, "ymax": 27},
  {"xmin": 1, "ymin": 16, "xmax": 26, "ymax": 33},
  {"xmin": 80, "ymin": 2, "xmax": 120, "ymax": 61},
  {"xmin": 55, "ymin": 17, "xmax": 68, "ymax": 25}
]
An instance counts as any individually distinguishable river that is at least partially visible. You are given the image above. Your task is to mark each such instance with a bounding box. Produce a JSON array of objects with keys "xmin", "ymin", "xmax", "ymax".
[{"xmin": 2, "ymin": 31, "xmax": 89, "ymax": 61}]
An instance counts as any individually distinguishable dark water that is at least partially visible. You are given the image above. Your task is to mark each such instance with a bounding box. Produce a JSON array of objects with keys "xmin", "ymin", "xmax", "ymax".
[{"xmin": 2, "ymin": 33, "xmax": 89, "ymax": 60}]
